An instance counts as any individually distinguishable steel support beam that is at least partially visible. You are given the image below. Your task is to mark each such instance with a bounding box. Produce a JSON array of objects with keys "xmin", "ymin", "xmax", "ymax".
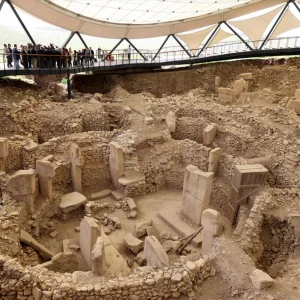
[
  {"xmin": 62, "ymin": 31, "xmax": 76, "ymax": 48},
  {"xmin": 260, "ymin": 1, "xmax": 291, "ymax": 50},
  {"xmin": 76, "ymin": 31, "xmax": 88, "ymax": 49},
  {"xmin": 124, "ymin": 38, "xmax": 147, "ymax": 61},
  {"xmin": 197, "ymin": 23, "xmax": 221, "ymax": 57},
  {"xmin": 103, "ymin": 38, "xmax": 125, "ymax": 61},
  {"xmin": 6, "ymin": 0, "xmax": 36, "ymax": 45},
  {"xmin": 153, "ymin": 35, "xmax": 171, "ymax": 60},
  {"xmin": 291, "ymin": 0, "xmax": 300, "ymax": 13},
  {"xmin": 0, "ymin": 0, "xmax": 5, "ymax": 11},
  {"xmin": 172, "ymin": 34, "xmax": 191, "ymax": 58},
  {"xmin": 224, "ymin": 22, "xmax": 253, "ymax": 50}
]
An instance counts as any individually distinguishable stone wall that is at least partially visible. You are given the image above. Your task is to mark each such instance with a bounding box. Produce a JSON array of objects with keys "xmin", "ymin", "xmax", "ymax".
[{"xmin": 0, "ymin": 254, "xmax": 211, "ymax": 300}]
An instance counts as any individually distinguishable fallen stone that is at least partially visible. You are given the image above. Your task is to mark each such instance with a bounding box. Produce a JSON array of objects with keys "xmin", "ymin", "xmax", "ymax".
[
  {"xmin": 126, "ymin": 198, "xmax": 137, "ymax": 211},
  {"xmin": 62, "ymin": 239, "xmax": 72, "ymax": 255},
  {"xmin": 166, "ymin": 111, "xmax": 176, "ymax": 132},
  {"xmin": 111, "ymin": 191, "xmax": 123, "ymax": 201},
  {"xmin": 135, "ymin": 250, "xmax": 147, "ymax": 266},
  {"xmin": 145, "ymin": 117, "xmax": 154, "ymax": 125},
  {"xmin": 287, "ymin": 99, "xmax": 300, "ymax": 114},
  {"xmin": 144, "ymin": 236, "xmax": 169, "ymax": 269},
  {"xmin": 250, "ymin": 269, "xmax": 274, "ymax": 290},
  {"xmin": 135, "ymin": 219, "xmax": 152, "ymax": 238},
  {"xmin": 60, "ymin": 192, "xmax": 87, "ymax": 213},
  {"xmin": 162, "ymin": 240, "xmax": 180, "ymax": 252},
  {"xmin": 90, "ymin": 189, "xmax": 112, "ymax": 200},
  {"xmin": 128, "ymin": 210, "xmax": 138, "ymax": 218},
  {"xmin": 49, "ymin": 231, "xmax": 58, "ymax": 239},
  {"xmin": 124, "ymin": 233, "xmax": 144, "ymax": 254}
]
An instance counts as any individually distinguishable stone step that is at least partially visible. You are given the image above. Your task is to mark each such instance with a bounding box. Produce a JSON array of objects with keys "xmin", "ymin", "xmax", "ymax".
[
  {"xmin": 118, "ymin": 171, "xmax": 145, "ymax": 186},
  {"xmin": 158, "ymin": 205, "xmax": 202, "ymax": 248},
  {"xmin": 90, "ymin": 189, "xmax": 112, "ymax": 201}
]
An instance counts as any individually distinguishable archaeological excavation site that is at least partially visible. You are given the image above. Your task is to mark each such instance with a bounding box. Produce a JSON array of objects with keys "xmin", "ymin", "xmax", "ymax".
[{"xmin": 0, "ymin": 58, "xmax": 300, "ymax": 300}]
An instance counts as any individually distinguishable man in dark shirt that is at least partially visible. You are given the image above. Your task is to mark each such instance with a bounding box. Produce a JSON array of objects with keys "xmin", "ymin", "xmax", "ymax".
[{"xmin": 12, "ymin": 44, "xmax": 21, "ymax": 70}]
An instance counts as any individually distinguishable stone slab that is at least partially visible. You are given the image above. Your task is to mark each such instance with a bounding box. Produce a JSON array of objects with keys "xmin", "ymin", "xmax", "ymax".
[
  {"xmin": 90, "ymin": 189, "xmax": 112, "ymax": 200},
  {"xmin": 250, "ymin": 269, "xmax": 274, "ymax": 290},
  {"xmin": 118, "ymin": 171, "xmax": 145, "ymax": 186},
  {"xmin": 287, "ymin": 99, "xmax": 300, "ymax": 114},
  {"xmin": 126, "ymin": 198, "xmax": 137, "ymax": 211},
  {"xmin": 60, "ymin": 192, "xmax": 87, "ymax": 213},
  {"xmin": 20, "ymin": 230, "xmax": 54, "ymax": 260},
  {"xmin": 158, "ymin": 205, "xmax": 202, "ymax": 247},
  {"xmin": 111, "ymin": 191, "xmax": 123, "ymax": 201},
  {"xmin": 123, "ymin": 233, "xmax": 144, "ymax": 254},
  {"xmin": 144, "ymin": 236, "xmax": 169, "ymax": 269}
]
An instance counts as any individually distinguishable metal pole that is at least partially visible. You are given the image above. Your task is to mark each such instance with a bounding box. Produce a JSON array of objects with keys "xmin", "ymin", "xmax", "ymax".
[
  {"xmin": 6, "ymin": 0, "xmax": 36, "ymax": 45},
  {"xmin": 75, "ymin": 31, "xmax": 88, "ymax": 49},
  {"xmin": 67, "ymin": 73, "xmax": 71, "ymax": 100},
  {"xmin": 62, "ymin": 31, "xmax": 76, "ymax": 48},
  {"xmin": 153, "ymin": 35, "xmax": 171, "ymax": 60},
  {"xmin": 0, "ymin": 0, "xmax": 5, "ymax": 11},
  {"xmin": 224, "ymin": 22, "xmax": 253, "ymax": 50},
  {"xmin": 172, "ymin": 34, "xmax": 191, "ymax": 58},
  {"xmin": 292, "ymin": 0, "xmax": 300, "ymax": 13},
  {"xmin": 260, "ymin": 1, "xmax": 291, "ymax": 50},
  {"xmin": 104, "ymin": 38, "xmax": 124, "ymax": 61},
  {"xmin": 124, "ymin": 38, "xmax": 147, "ymax": 61},
  {"xmin": 197, "ymin": 23, "xmax": 221, "ymax": 57}
]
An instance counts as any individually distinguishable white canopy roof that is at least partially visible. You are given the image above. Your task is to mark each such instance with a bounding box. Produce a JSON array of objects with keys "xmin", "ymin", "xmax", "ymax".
[{"xmin": 10, "ymin": 0, "xmax": 287, "ymax": 39}]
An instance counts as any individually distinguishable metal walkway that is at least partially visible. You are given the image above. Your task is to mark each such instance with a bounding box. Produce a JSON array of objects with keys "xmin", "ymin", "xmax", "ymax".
[{"xmin": 1, "ymin": 37, "xmax": 300, "ymax": 77}]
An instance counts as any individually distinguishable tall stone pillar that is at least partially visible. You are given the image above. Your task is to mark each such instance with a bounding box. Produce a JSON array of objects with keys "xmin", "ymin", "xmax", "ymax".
[
  {"xmin": 109, "ymin": 142, "xmax": 124, "ymax": 188},
  {"xmin": 70, "ymin": 143, "xmax": 84, "ymax": 193},
  {"xmin": 0, "ymin": 138, "xmax": 9, "ymax": 172},
  {"xmin": 6, "ymin": 169, "xmax": 36, "ymax": 214},
  {"xmin": 208, "ymin": 148, "xmax": 222, "ymax": 173},
  {"xmin": 215, "ymin": 76, "xmax": 221, "ymax": 93},
  {"xmin": 201, "ymin": 209, "xmax": 223, "ymax": 255},
  {"xmin": 36, "ymin": 156, "xmax": 56, "ymax": 201},
  {"xmin": 182, "ymin": 165, "xmax": 214, "ymax": 225}
]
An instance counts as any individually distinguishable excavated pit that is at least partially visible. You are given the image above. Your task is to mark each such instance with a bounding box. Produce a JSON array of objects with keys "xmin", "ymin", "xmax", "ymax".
[{"xmin": 0, "ymin": 58, "xmax": 300, "ymax": 300}]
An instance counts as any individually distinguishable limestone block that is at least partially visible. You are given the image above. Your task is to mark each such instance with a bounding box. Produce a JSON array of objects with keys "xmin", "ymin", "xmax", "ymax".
[
  {"xmin": 182, "ymin": 165, "xmax": 214, "ymax": 225},
  {"xmin": 80, "ymin": 217, "xmax": 101, "ymax": 270},
  {"xmin": 135, "ymin": 219, "xmax": 153, "ymax": 238},
  {"xmin": 32, "ymin": 287, "xmax": 42, "ymax": 300},
  {"xmin": 60, "ymin": 192, "xmax": 87, "ymax": 213},
  {"xmin": 6, "ymin": 169, "xmax": 36, "ymax": 196},
  {"xmin": 203, "ymin": 124, "xmax": 217, "ymax": 145},
  {"xmin": 165, "ymin": 111, "xmax": 176, "ymax": 133},
  {"xmin": 91, "ymin": 189, "xmax": 112, "ymax": 200},
  {"xmin": 39, "ymin": 177, "xmax": 53, "ymax": 201},
  {"xmin": 126, "ymin": 198, "xmax": 137, "ymax": 211},
  {"xmin": 0, "ymin": 138, "xmax": 9, "ymax": 158},
  {"xmin": 101, "ymin": 230, "xmax": 131, "ymax": 275},
  {"xmin": 250, "ymin": 269, "xmax": 274, "ymax": 290},
  {"xmin": 218, "ymin": 88, "xmax": 234, "ymax": 103},
  {"xmin": 92, "ymin": 236, "xmax": 104, "ymax": 276},
  {"xmin": 208, "ymin": 148, "xmax": 222, "ymax": 173},
  {"xmin": 233, "ymin": 78, "xmax": 247, "ymax": 98},
  {"xmin": 70, "ymin": 143, "xmax": 83, "ymax": 193},
  {"xmin": 23, "ymin": 140, "xmax": 38, "ymax": 152},
  {"xmin": 239, "ymin": 73, "xmax": 253, "ymax": 80},
  {"xmin": 62, "ymin": 239, "xmax": 72, "ymax": 255},
  {"xmin": 295, "ymin": 89, "xmax": 300, "ymax": 100},
  {"xmin": 145, "ymin": 117, "xmax": 154, "ymax": 125},
  {"xmin": 215, "ymin": 76, "xmax": 221, "ymax": 86},
  {"xmin": 144, "ymin": 236, "xmax": 169, "ymax": 269},
  {"xmin": 290, "ymin": 214, "xmax": 300, "ymax": 227},
  {"xmin": 201, "ymin": 209, "xmax": 223, "ymax": 255},
  {"xmin": 124, "ymin": 233, "xmax": 144, "ymax": 254},
  {"xmin": 36, "ymin": 159, "xmax": 56, "ymax": 178},
  {"xmin": 112, "ymin": 191, "xmax": 123, "ymax": 200},
  {"xmin": 287, "ymin": 99, "xmax": 300, "ymax": 114},
  {"xmin": 109, "ymin": 142, "xmax": 124, "ymax": 188}
]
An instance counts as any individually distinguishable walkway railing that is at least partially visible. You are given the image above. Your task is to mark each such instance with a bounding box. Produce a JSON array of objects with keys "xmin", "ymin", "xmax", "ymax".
[{"xmin": 1, "ymin": 36, "xmax": 300, "ymax": 76}]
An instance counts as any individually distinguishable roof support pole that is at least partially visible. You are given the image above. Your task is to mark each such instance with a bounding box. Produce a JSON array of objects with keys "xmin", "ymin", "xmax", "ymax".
[
  {"xmin": 197, "ymin": 23, "xmax": 221, "ymax": 57},
  {"xmin": 259, "ymin": 1, "xmax": 291, "ymax": 50},
  {"xmin": 103, "ymin": 38, "xmax": 125, "ymax": 61},
  {"xmin": 224, "ymin": 22, "xmax": 253, "ymax": 50},
  {"xmin": 153, "ymin": 35, "xmax": 171, "ymax": 60},
  {"xmin": 76, "ymin": 31, "xmax": 88, "ymax": 49},
  {"xmin": 291, "ymin": 0, "xmax": 300, "ymax": 14},
  {"xmin": 62, "ymin": 31, "xmax": 76, "ymax": 48},
  {"xmin": 5, "ymin": 0, "xmax": 36, "ymax": 45},
  {"xmin": 171, "ymin": 34, "xmax": 191, "ymax": 58},
  {"xmin": 124, "ymin": 38, "xmax": 147, "ymax": 61},
  {"xmin": 0, "ymin": 0, "xmax": 5, "ymax": 12}
]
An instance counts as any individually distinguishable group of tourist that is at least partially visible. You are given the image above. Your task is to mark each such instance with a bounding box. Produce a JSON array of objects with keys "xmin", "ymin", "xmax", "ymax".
[{"xmin": 3, "ymin": 43, "xmax": 132, "ymax": 70}]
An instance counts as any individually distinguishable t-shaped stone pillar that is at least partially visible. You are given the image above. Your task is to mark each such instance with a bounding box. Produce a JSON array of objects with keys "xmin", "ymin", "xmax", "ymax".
[
  {"xmin": 182, "ymin": 165, "xmax": 214, "ymax": 225},
  {"xmin": 109, "ymin": 142, "xmax": 124, "ymax": 188},
  {"xmin": 6, "ymin": 169, "xmax": 36, "ymax": 214},
  {"xmin": 208, "ymin": 148, "xmax": 222, "ymax": 173},
  {"xmin": 70, "ymin": 143, "xmax": 84, "ymax": 193},
  {"xmin": 201, "ymin": 209, "xmax": 223, "ymax": 255},
  {"xmin": 0, "ymin": 138, "xmax": 9, "ymax": 172},
  {"xmin": 36, "ymin": 155, "xmax": 56, "ymax": 202}
]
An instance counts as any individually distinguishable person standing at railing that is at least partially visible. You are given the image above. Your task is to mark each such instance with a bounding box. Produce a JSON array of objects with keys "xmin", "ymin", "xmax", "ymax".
[
  {"xmin": 127, "ymin": 45, "xmax": 131, "ymax": 61},
  {"xmin": 12, "ymin": 44, "xmax": 21, "ymax": 70},
  {"xmin": 4, "ymin": 44, "xmax": 8, "ymax": 67},
  {"xmin": 68, "ymin": 48, "xmax": 72, "ymax": 68},
  {"xmin": 85, "ymin": 47, "xmax": 90, "ymax": 67},
  {"xmin": 7, "ymin": 44, "xmax": 13, "ymax": 68},
  {"xmin": 89, "ymin": 47, "xmax": 94, "ymax": 66},
  {"xmin": 21, "ymin": 45, "xmax": 29, "ymax": 69},
  {"xmin": 28, "ymin": 44, "xmax": 32, "ymax": 69},
  {"xmin": 31, "ymin": 45, "xmax": 37, "ymax": 69}
]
